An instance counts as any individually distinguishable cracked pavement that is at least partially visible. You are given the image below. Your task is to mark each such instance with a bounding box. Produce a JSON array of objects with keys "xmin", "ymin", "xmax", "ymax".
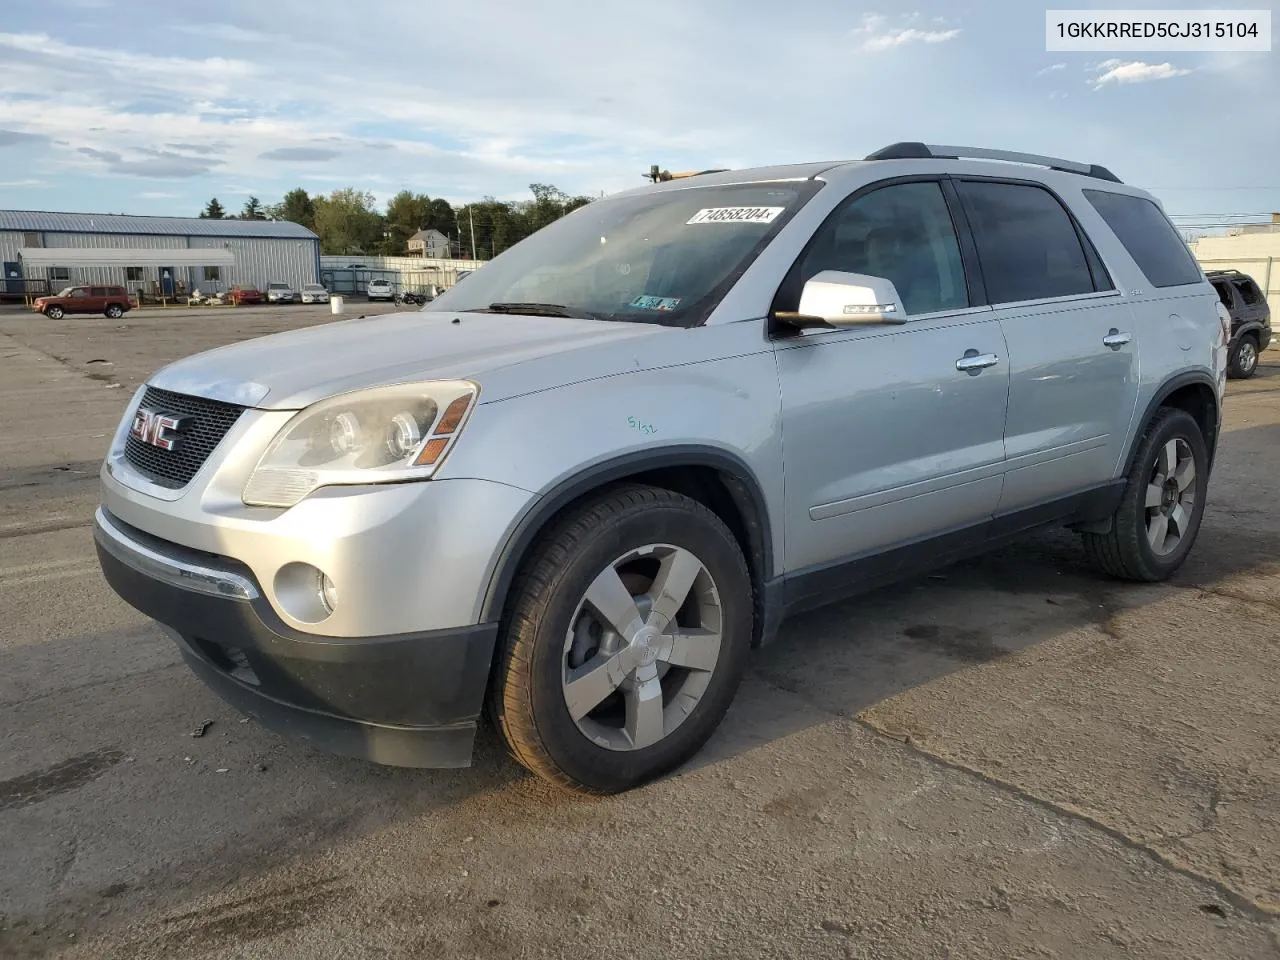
[{"xmin": 1, "ymin": 306, "xmax": 1278, "ymax": 959}]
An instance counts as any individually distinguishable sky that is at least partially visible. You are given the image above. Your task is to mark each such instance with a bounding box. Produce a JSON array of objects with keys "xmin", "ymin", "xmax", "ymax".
[{"xmin": 0, "ymin": 0, "xmax": 1276, "ymax": 226}]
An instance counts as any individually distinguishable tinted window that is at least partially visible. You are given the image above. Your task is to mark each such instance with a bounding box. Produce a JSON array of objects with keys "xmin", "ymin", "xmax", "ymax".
[
  {"xmin": 958, "ymin": 181, "xmax": 1095, "ymax": 304},
  {"xmin": 790, "ymin": 181, "xmax": 968, "ymax": 316},
  {"xmin": 1212, "ymin": 281, "xmax": 1235, "ymax": 308},
  {"xmin": 90, "ymin": 287, "xmax": 106, "ymax": 296},
  {"xmin": 1083, "ymin": 189, "xmax": 1203, "ymax": 288},
  {"xmin": 1235, "ymin": 279, "xmax": 1263, "ymax": 306}
]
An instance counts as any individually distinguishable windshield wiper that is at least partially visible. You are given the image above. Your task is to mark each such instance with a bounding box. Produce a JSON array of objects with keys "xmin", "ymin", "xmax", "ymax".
[{"xmin": 485, "ymin": 302, "xmax": 603, "ymax": 320}]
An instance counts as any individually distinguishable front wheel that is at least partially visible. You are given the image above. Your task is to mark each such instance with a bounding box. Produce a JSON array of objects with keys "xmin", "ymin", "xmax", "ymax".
[
  {"xmin": 44, "ymin": 305, "xmax": 64, "ymax": 320},
  {"xmin": 491, "ymin": 485, "xmax": 753, "ymax": 794},
  {"xmin": 1081, "ymin": 408, "xmax": 1208, "ymax": 581},
  {"xmin": 1228, "ymin": 335, "xmax": 1259, "ymax": 379}
]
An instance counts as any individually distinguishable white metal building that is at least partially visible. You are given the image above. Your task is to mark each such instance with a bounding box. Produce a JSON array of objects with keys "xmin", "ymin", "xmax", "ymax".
[{"xmin": 0, "ymin": 210, "xmax": 320, "ymax": 299}]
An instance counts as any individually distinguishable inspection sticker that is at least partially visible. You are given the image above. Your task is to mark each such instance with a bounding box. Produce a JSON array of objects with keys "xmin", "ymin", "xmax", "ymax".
[
  {"xmin": 631, "ymin": 295, "xmax": 682, "ymax": 311},
  {"xmin": 686, "ymin": 206, "xmax": 784, "ymax": 225}
]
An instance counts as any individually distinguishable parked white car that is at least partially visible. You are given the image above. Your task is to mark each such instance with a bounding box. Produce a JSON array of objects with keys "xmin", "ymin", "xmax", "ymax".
[
  {"xmin": 266, "ymin": 282, "xmax": 295, "ymax": 304},
  {"xmin": 300, "ymin": 283, "xmax": 330, "ymax": 304},
  {"xmin": 366, "ymin": 278, "xmax": 395, "ymax": 301}
]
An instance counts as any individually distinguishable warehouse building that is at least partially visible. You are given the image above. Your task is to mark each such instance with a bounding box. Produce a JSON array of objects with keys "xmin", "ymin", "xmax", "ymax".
[{"xmin": 0, "ymin": 210, "xmax": 319, "ymax": 301}]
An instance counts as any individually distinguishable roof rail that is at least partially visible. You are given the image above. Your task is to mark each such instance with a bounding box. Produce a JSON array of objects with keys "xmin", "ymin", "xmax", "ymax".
[{"xmin": 863, "ymin": 142, "xmax": 1123, "ymax": 184}]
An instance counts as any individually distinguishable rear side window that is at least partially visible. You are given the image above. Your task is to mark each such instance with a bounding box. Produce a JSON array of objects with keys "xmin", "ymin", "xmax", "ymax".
[
  {"xmin": 1212, "ymin": 281, "xmax": 1235, "ymax": 308},
  {"xmin": 956, "ymin": 181, "xmax": 1096, "ymax": 304},
  {"xmin": 1235, "ymin": 279, "xmax": 1263, "ymax": 306},
  {"xmin": 1083, "ymin": 189, "xmax": 1203, "ymax": 288}
]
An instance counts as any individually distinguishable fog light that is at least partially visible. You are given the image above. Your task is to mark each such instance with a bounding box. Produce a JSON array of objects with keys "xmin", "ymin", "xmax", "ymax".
[
  {"xmin": 274, "ymin": 562, "xmax": 337, "ymax": 623},
  {"xmin": 320, "ymin": 572, "xmax": 338, "ymax": 613}
]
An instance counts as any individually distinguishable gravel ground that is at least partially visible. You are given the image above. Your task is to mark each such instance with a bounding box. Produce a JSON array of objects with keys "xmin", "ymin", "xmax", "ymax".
[{"xmin": 1, "ymin": 306, "xmax": 1278, "ymax": 959}]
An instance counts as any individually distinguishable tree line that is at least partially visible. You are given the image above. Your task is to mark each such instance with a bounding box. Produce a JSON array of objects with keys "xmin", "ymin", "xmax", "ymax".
[{"xmin": 198, "ymin": 184, "xmax": 595, "ymax": 259}]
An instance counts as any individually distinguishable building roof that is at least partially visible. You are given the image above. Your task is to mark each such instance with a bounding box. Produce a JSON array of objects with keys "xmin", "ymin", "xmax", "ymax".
[
  {"xmin": 0, "ymin": 209, "xmax": 318, "ymax": 240},
  {"xmin": 410, "ymin": 229, "xmax": 450, "ymax": 241}
]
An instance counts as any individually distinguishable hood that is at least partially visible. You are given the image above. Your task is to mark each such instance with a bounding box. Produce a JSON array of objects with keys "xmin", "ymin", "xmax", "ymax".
[{"xmin": 148, "ymin": 309, "xmax": 670, "ymax": 409}]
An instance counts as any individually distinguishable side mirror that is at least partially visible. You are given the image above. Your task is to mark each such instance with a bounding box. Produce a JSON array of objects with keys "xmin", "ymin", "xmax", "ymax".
[{"xmin": 776, "ymin": 271, "xmax": 908, "ymax": 329}]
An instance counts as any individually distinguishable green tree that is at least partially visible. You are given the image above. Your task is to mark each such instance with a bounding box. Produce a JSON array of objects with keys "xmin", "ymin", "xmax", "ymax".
[
  {"xmin": 199, "ymin": 198, "xmax": 225, "ymax": 219},
  {"xmin": 312, "ymin": 188, "xmax": 384, "ymax": 255},
  {"xmin": 382, "ymin": 190, "xmax": 436, "ymax": 255},
  {"xmin": 240, "ymin": 196, "xmax": 266, "ymax": 220},
  {"xmin": 269, "ymin": 188, "xmax": 316, "ymax": 230}
]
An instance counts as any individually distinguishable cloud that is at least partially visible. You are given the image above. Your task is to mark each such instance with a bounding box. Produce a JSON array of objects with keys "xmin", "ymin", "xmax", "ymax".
[
  {"xmin": 78, "ymin": 145, "xmax": 224, "ymax": 177},
  {"xmin": 259, "ymin": 147, "xmax": 342, "ymax": 161},
  {"xmin": 0, "ymin": 178, "xmax": 47, "ymax": 187},
  {"xmin": 1038, "ymin": 63, "xmax": 1066, "ymax": 75},
  {"xmin": 0, "ymin": 128, "xmax": 47, "ymax": 147},
  {"xmin": 852, "ymin": 13, "xmax": 960, "ymax": 51},
  {"xmin": 140, "ymin": 191, "xmax": 181, "ymax": 198},
  {"xmin": 164, "ymin": 141, "xmax": 230, "ymax": 155},
  {"xmin": 1091, "ymin": 59, "xmax": 1192, "ymax": 88}
]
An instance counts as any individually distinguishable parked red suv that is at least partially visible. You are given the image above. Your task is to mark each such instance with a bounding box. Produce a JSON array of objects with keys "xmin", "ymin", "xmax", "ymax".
[{"xmin": 33, "ymin": 285, "xmax": 133, "ymax": 319}]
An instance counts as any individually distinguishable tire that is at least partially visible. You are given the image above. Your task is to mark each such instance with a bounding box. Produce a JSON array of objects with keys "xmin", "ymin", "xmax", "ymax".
[
  {"xmin": 1081, "ymin": 407, "xmax": 1208, "ymax": 582},
  {"xmin": 1227, "ymin": 334, "xmax": 1259, "ymax": 379},
  {"xmin": 104, "ymin": 304, "xmax": 123, "ymax": 319},
  {"xmin": 44, "ymin": 305, "xmax": 64, "ymax": 320},
  {"xmin": 490, "ymin": 484, "xmax": 753, "ymax": 794}
]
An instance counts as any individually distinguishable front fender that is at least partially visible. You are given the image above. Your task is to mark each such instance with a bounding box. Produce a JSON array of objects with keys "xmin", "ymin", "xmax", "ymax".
[{"xmin": 438, "ymin": 351, "xmax": 784, "ymax": 622}]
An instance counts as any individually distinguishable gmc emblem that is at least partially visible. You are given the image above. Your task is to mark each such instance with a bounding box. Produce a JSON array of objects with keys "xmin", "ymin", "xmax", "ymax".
[{"xmin": 130, "ymin": 408, "xmax": 186, "ymax": 451}]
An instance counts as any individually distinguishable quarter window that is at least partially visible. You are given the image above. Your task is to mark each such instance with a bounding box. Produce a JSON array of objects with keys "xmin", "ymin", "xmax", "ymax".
[
  {"xmin": 1235, "ymin": 279, "xmax": 1263, "ymax": 306},
  {"xmin": 957, "ymin": 181, "xmax": 1095, "ymax": 304},
  {"xmin": 1083, "ymin": 189, "xmax": 1203, "ymax": 289},
  {"xmin": 789, "ymin": 181, "xmax": 969, "ymax": 316}
]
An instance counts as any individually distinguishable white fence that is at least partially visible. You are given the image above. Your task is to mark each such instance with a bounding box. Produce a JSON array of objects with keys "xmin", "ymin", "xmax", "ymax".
[{"xmin": 319, "ymin": 255, "xmax": 485, "ymax": 296}]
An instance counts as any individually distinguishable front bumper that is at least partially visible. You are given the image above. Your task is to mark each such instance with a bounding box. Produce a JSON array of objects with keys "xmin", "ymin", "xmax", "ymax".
[{"xmin": 94, "ymin": 507, "xmax": 499, "ymax": 767}]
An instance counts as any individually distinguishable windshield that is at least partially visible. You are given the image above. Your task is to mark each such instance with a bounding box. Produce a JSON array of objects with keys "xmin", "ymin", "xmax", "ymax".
[
  {"xmin": 56, "ymin": 286, "xmax": 74, "ymax": 297},
  {"xmin": 269, "ymin": 283, "xmax": 288, "ymax": 290},
  {"xmin": 425, "ymin": 180, "xmax": 822, "ymax": 326}
]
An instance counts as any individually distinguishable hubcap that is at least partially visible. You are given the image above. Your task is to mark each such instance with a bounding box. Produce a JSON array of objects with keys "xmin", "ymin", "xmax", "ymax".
[
  {"xmin": 1239, "ymin": 342, "xmax": 1257, "ymax": 372},
  {"xmin": 1144, "ymin": 437, "xmax": 1197, "ymax": 557},
  {"xmin": 561, "ymin": 543, "xmax": 722, "ymax": 752}
]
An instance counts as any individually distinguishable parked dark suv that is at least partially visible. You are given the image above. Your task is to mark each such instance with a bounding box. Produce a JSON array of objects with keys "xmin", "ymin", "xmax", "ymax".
[
  {"xmin": 32, "ymin": 285, "xmax": 133, "ymax": 320},
  {"xmin": 1207, "ymin": 270, "xmax": 1272, "ymax": 378}
]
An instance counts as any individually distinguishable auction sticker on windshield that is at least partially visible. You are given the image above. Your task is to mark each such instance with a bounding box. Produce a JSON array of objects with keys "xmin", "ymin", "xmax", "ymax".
[
  {"xmin": 686, "ymin": 207, "xmax": 784, "ymax": 225},
  {"xmin": 631, "ymin": 295, "xmax": 682, "ymax": 311}
]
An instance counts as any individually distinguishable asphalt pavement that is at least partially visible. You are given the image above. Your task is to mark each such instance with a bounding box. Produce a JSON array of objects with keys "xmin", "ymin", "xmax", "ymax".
[{"xmin": 1, "ymin": 304, "xmax": 1278, "ymax": 959}]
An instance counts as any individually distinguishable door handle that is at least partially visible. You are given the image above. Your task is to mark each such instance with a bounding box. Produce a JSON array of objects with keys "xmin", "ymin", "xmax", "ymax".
[
  {"xmin": 1103, "ymin": 329, "xmax": 1132, "ymax": 350},
  {"xmin": 956, "ymin": 350, "xmax": 999, "ymax": 374}
]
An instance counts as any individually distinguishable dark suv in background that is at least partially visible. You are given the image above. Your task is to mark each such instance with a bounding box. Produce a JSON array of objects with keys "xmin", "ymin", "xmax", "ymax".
[{"xmin": 1207, "ymin": 269, "xmax": 1272, "ymax": 378}]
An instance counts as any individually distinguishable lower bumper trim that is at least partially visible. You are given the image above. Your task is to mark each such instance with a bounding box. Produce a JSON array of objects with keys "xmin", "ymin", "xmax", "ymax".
[{"xmin": 173, "ymin": 630, "xmax": 479, "ymax": 768}]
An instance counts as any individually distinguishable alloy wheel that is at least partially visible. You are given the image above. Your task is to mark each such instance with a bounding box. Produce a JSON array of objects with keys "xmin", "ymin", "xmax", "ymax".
[
  {"xmin": 1145, "ymin": 437, "xmax": 1197, "ymax": 557},
  {"xmin": 1238, "ymin": 340, "xmax": 1258, "ymax": 375},
  {"xmin": 561, "ymin": 543, "xmax": 723, "ymax": 752}
]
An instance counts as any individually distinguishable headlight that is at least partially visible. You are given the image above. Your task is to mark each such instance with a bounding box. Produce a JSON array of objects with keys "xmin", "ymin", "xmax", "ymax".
[{"xmin": 242, "ymin": 380, "xmax": 479, "ymax": 508}]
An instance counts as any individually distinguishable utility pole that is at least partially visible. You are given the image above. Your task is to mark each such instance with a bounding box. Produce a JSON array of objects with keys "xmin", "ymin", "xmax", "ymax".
[{"xmin": 469, "ymin": 207, "xmax": 477, "ymax": 262}]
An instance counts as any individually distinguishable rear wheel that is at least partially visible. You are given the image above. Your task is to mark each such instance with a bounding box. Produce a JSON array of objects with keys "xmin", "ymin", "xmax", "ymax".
[
  {"xmin": 44, "ymin": 305, "xmax": 64, "ymax": 320},
  {"xmin": 1081, "ymin": 408, "xmax": 1208, "ymax": 581},
  {"xmin": 1228, "ymin": 334, "xmax": 1259, "ymax": 379},
  {"xmin": 491, "ymin": 485, "xmax": 753, "ymax": 794},
  {"xmin": 104, "ymin": 304, "xmax": 124, "ymax": 319}
]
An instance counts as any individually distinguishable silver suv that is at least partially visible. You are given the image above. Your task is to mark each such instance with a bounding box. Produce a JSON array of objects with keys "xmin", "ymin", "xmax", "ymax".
[{"xmin": 94, "ymin": 143, "xmax": 1228, "ymax": 794}]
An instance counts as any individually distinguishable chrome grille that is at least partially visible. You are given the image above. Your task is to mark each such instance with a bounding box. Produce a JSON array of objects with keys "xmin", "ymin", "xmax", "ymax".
[{"xmin": 123, "ymin": 387, "xmax": 246, "ymax": 489}]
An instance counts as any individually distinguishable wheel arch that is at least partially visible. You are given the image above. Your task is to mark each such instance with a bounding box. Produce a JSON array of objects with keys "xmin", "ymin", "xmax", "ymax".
[
  {"xmin": 1123, "ymin": 372, "xmax": 1221, "ymax": 477},
  {"xmin": 479, "ymin": 446, "xmax": 775, "ymax": 639}
]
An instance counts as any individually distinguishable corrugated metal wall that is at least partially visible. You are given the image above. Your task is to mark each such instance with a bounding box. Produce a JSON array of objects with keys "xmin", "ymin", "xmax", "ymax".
[
  {"xmin": 188, "ymin": 236, "xmax": 318, "ymax": 291},
  {"xmin": 0, "ymin": 230, "xmax": 319, "ymax": 294}
]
